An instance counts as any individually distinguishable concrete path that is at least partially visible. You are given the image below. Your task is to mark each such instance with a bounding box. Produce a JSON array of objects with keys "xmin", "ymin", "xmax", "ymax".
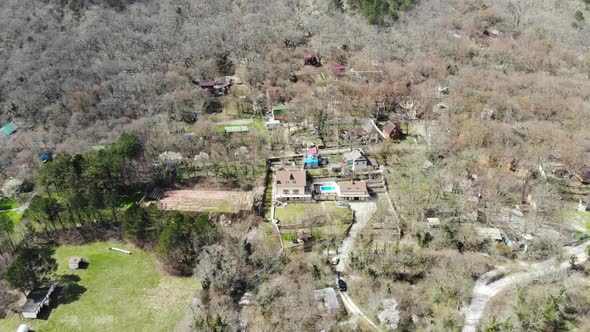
[
  {"xmin": 462, "ymin": 240, "xmax": 590, "ymax": 332},
  {"xmin": 336, "ymin": 202, "xmax": 377, "ymax": 273},
  {"xmin": 334, "ymin": 201, "xmax": 381, "ymax": 331}
]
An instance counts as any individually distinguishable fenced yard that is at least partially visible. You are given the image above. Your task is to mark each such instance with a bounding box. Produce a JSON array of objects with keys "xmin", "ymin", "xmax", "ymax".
[
  {"xmin": 158, "ymin": 190, "xmax": 253, "ymax": 213},
  {"xmin": 274, "ymin": 202, "xmax": 353, "ymax": 227}
]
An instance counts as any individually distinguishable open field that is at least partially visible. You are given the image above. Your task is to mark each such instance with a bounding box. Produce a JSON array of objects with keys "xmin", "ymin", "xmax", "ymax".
[
  {"xmin": 0, "ymin": 241, "xmax": 198, "ymax": 332},
  {"xmin": 158, "ymin": 189, "xmax": 253, "ymax": 213},
  {"xmin": 275, "ymin": 202, "xmax": 353, "ymax": 226}
]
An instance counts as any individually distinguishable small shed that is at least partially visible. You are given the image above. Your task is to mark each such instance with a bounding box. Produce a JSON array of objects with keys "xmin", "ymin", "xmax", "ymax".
[
  {"xmin": 476, "ymin": 227, "xmax": 503, "ymax": 242},
  {"xmin": 38, "ymin": 153, "xmax": 53, "ymax": 162},
  {"xmin": 68, "ymin": 256, "xmax": 85, "ymax": 270},
  {"xmin": 224, "ymin": 126, "xmax": 249, "ymax": 133},
  {"xmin": 197, "ymin": 80, "xmax": 215, "ymax": 89},
  {"xmin": 427, "ymin": 218, "xmax": 441, "ymax": 228},
  {"xmin": 314, "ymin": 288, "xmax": 340, "ymax": 311},
  {"xmin": 272, "ymin": 103, "xmax": 289, "ymax": 122},
  {"xmin": 0, "ymin": 122, "xmax": 17, "ymax": 136},
  {"xmin": 383, "ymin": 121, "xmax": 403, "ymax": 139},
  {"xmin": 21, "ymin": 283, "xmax": 57, "ymax": 319}
]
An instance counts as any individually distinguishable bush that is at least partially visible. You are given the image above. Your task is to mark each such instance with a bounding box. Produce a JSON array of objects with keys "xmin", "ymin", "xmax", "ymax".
[
  {"xmin": 106, "ymin": 0, "xmax": 128, "ymax": 11},
  {"xmin": 575, "ymin": 10, "xmax": 585, "ymax": 21}
]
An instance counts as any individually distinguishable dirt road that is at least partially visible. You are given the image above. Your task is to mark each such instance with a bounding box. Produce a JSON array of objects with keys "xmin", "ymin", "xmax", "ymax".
[
  {"xmin": 340, "ymin": 291, "xmax": 382, "ymax": 331},
  {"xmin": 462, "ymin": 240, "xmax": 590, "ymax": 332}
]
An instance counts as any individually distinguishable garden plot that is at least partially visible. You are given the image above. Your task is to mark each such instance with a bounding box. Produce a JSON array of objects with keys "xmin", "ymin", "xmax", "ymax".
[{"xmin": 159, "ymin": 190, "xmax": 253, "ymax": 213}]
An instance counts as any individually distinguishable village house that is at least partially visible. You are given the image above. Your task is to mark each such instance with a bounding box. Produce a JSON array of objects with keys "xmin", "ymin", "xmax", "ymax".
[
  {"xmin": 337, "ymin": 181, "xmax": 370, "ymax": 201},
  {"xmin": 382, "ymin": 121, "xmax": 403, "ymax": 140},
  {"xmin": 314, "ymin": 287, "xmax": 340, "ymax": 311},
  {"xmin": 576, "ymin": 167, "xmax": 590, "ymax": 185},
  {"xmin": 272, "ymin": 103, "xmax": 289, "ymax": 123},
  {"xmin": 347, "ymin": 120, "xmax": 383, "ymax": 144},
  {"xmin": 197, "ymin": 77, "xmax": 233, "ymax": 96},
  {"xmin": 342, "ymin": 148, "xmax": 371, "ymax": 174},
  {"xmin": 304, "ymin": 146, "xmax": 319, "ymax": 169},
  {"xmin": 275, "ymin": 169, "xmax": 311, "ymax": 202}
]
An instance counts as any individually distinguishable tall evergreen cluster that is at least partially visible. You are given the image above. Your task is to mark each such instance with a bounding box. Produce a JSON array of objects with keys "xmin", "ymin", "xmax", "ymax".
[{"xmin": 350, "ymin": 0, "xmax": 415, "ymax": 25}]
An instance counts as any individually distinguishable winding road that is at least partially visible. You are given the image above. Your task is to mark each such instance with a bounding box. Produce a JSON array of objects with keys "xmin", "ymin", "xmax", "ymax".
[{"xmin": 462, "ymin": 240, "xmax": 590, "ymax": 332}]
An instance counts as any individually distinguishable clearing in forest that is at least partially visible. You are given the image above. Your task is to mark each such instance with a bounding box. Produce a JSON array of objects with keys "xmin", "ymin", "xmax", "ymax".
[
  {"xmin": 0, "ymin": 241, "xmax": 198, "ymax": 332},
  {"xmin": 158, "ymin": 189, "xmax": 253, "ymax": 213}
]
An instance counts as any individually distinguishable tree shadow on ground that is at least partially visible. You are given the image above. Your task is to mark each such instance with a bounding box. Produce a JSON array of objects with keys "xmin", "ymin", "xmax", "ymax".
[
  {"xmin": 36, "ymin": 274, "xmax": 87, "ymax": 320},
  {"xmin": 56, "ymin": 275, "xmax": 86, "ymax": 305},
  {"xmin": 37, "ymin": 274, "xmax": 87, "ymax": 320}
]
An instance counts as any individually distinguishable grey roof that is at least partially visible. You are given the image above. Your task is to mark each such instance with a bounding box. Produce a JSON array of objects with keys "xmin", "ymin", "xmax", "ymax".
[
  {"xmin": 343, "ymin": 149, "xmax": 366, "ymax": 162},
  {"xmin": 22, "ymin": 283, "xmax": 56, "ymax": 313},
  {"xmin": 314, "ymin": 288, "xmax": 340, "ymax": 310},
  {"xmin": 69, "ymin": 256, "xmax": 83, "ymax": 264}
]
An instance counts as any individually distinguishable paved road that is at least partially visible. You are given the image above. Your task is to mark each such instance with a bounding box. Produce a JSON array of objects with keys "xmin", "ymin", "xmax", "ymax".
[{"xmin": 462, "ymin": 240, "xmax": 590, "ymax": 332}]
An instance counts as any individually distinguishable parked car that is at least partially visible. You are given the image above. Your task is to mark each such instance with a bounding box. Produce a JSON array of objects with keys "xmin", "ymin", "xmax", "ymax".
[
  {"xmin": 338, "ymin": 279, "xmax": 347, "ymax": 291},
  {"xmin": 331, "ymin": 256, "xmax": 340, "ymax": 265}
]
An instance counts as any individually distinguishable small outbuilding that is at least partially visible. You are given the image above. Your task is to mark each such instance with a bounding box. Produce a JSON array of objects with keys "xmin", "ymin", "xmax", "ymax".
[
  {"xmin": 21, "ymin": 283, "xmax": 57, "ymax": 319},
  {"xmin": 383, "ymin": 121, "xmax": 403, "ymax": 140},
  {"xmin": 476, "ymin": 227, "xmax": 503, "ymax": 243},
  {"xmin": 68, "ymin": 256, "xmax": 85, "ymax": 270},
  {"xmin": 0, "ymin": 122, "xmax": 17, "ymax": 136},
  {"xmin": 427, "ymin": 218, "xmax": 441, "ymax": 228},
  {"xmin": 314, "ymin": 287, "xmax": 340, "ymax": 311}
]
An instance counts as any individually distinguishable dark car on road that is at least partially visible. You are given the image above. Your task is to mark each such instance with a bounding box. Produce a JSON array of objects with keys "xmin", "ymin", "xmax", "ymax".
[{"xmin": 338, "ymin": 278, "xmax": 347, "ymax": 292}]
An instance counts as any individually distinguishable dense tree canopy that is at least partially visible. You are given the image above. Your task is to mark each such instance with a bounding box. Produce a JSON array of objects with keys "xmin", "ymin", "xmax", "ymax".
[{"xmin": 4, "ymin": 248, "xmax": 57, "ymax": 294}]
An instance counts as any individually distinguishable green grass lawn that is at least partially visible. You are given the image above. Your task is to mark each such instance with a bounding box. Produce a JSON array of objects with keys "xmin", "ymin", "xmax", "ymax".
[
  {"xmin": 2, "ymin": 210, "xmax": 23, "ymax": 224},
  {"xmin": 0, "ymin": 241, "xmax": 198, "ymax": 332},
  {"xmin": 0, "ymin": 198, "xmax": 17, "ymax": 210},
  {"xmin": 274, "ymin": 202, "xmax": 352, "ymax": 226},
  {"xmin": 562, "ymin": 204, "xmax": 590, "ymax": 231}
]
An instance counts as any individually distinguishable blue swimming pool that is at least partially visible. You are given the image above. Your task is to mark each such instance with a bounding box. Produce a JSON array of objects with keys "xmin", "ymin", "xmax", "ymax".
[{"xmin": 321, "ymin": 186, "xmax": 337, "ymax": 192}]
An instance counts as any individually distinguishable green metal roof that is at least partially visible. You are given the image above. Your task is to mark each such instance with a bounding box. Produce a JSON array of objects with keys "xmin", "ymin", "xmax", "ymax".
[
  {"xmin": 273, "ymin": 103, "xmax": 288, "ymax": 111},
  {"xmin": 224, "ymin": 126, "xmax": 249, "ymax": 133},
  {"xmin": 0, "ymin": 122, "xmax": 17, "ymax": 135}
]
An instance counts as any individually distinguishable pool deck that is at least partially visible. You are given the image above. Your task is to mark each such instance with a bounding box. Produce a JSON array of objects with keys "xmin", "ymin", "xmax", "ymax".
[{"xmin": 314, "ymin": 182, "xmax": 339, "ymax": 194}]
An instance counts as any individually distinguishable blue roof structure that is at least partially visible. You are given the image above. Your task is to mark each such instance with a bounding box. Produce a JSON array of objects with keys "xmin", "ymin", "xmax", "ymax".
[
  {"xmin": 304, "ymin": 157, "xmax": 319, "ymax": 169},
  {"xmin": 0, "ymin": 122, "xmax": 17, "ymax": 135}
]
